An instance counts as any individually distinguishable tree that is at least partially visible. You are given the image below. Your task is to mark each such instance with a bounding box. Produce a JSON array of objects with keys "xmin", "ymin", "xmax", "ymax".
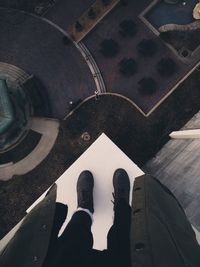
[
  {"xmin": 75, "ymin": 21, "xmax": 83, "ymax": 32},
  {"xmin": 138, "ymin": 77, "xmax": 157, "ymax": 95},
  {"xmin": 137, "ymin": 39, "xmax": 157, "ymax": 56},
  {"xmin": 100, "ymin": 39, "xmax": 119, "ymax": 57},
  {"xmin": 156, "ymin": 58, "xmax": 176, "ymax": 77},
  {"xmin": 88, "ymin": 7, "xmax": 96, "ymax": 20},
  {"xmin": 119, "ymin": 58, "xmax": 137, "ymax": 76},
  {"xmin": 119, "ymin": 20, "xmax": 137, "ymax": 37}
]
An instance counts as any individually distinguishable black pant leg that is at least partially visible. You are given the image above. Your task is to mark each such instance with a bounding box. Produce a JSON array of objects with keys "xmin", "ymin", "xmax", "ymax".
[
  {"xmin": 42, "ymin": 203, "xmax": 68, "ymax": 267},
  {"xmin": 107, "ymin": 200, "xmax": 131, "ymax": 267},
  {"xmin": 52, "ymin": 211, "xmax": 94, "ymax": 267},
  {"xmin": 50, "ymin": 203, "xmax": 68, "ymax": 244}
]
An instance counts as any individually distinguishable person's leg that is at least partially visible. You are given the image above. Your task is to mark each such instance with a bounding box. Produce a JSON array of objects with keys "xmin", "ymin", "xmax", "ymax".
[
  {"xmin": 107, "ymin": 169, "xmax": 131, "ymax": 267},
  {"xmin": 59, "ymin": 209, "xmax": 93, "ymax": 249},
  {"xmin": 107, "ymin": 200, "xmax": 131, "ymax": 267},
  {"xmin": 50, "ymin": 203, "xmax": 68, "ymax": 245},
  {"xmin": 48, "ymin": 210, "xmax": 93, "ymax": 267},
  {"xmin": 51, "ymin": 171, "xmax": 95, "ymax": 267},
  {"xmin": 42, "ymin": 203, "xmax": 68, "ymax": 267}
]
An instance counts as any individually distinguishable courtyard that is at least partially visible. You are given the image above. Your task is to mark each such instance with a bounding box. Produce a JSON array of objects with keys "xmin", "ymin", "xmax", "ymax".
[
  {"xmin": 1, "ymin": 0, "xmax": 200, "ymax": 243},
  {"xmin": 83, "ymin": 0, "xmax": 200, "ymax": 114}
]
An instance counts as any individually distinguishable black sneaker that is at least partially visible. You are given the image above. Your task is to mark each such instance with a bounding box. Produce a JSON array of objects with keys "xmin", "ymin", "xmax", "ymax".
[
  {"xmin": 113, "ymin": 168, "xmax": 130, "ymax": 207},
  {"xmin": 77, "ymin": 170, "xmax": 94, "ymax": 213}
]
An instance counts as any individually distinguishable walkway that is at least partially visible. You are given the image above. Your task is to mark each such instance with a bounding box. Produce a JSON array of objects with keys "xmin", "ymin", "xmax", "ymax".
[
  {"xmin": 0, "ymin": 117, "xmax": 59, "ymax": 181},
  {"xmin": 44, "ymin": 0, "xmax": 106, "ymax": 93},
  {"xmin": 76, "ymin": 42, "xmax": 106, "ymax": 93},
  {"xmin": 0, "ymin": 7, "xmax": 95, "ymax": 119},
  {"xmin": 44, "ymin": 0, "xmax": 95, "ymax": 29},
  {"xmin": 67, "ymin": 0, "xmax": 120, "ymax": 42}
]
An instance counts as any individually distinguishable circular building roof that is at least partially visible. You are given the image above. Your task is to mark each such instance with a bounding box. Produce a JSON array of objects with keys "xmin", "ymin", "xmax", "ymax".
[{"xmin": 0, "ymin": 78, "xmax": 32, "ymax": 152}]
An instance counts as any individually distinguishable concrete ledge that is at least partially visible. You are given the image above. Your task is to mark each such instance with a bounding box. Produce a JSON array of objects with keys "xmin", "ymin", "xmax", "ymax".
[
  {"xmin": 26, "ymin": 133, "xmax": 144, "ymax": 250},
  {"xmin": 170, "ymin": 129, "xmax": 200, "ymax": 139}
]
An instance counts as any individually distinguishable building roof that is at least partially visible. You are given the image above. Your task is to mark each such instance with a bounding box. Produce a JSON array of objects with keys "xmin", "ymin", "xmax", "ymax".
[
  {"xmin": 0, "ymin": 79, "xmax": 14, "ymax": 134},
  {"xmin": 144, "ymin": 111, "xmax": 200, "ymax": 232}
]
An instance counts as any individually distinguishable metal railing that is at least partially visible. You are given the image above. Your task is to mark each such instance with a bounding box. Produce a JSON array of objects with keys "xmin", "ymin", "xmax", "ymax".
[{"xmin": 76, "ymin": 42, "xmax": 106, "ymax": 93}]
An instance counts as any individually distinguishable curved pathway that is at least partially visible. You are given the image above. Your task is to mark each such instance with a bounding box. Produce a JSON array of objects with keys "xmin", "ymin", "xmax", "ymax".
[
  {"xmin": 41, "ymin": 16, "xmax": 106, "ymax": 94},
  {"xmin": 41, "ymin": 0, "xmax": 106, "ymax": 94},
  {"xmin": 76, "ymin": 42, "xmax": 106, "ymax": 93},
  {"xmin": 0, "ymin": 117, "xmax": 59, "ymax": 181},
  {"xmin": 0, "ymin": 62, "xmax": 30, "ymax": 86},
  {"xmin": 0, "ymin": 7, "xmax": 96, "ymax": 119}
]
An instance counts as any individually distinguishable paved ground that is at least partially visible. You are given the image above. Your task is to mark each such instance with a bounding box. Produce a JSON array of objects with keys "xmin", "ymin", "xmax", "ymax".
[
  {"xmin": 83, "ymin": 0, "xmax": 200, "ymax": 114},
  {"xmin": 44, "ymin": 0, "xmax": 95, "ymax": 29},
  {"xmin": 0, "ymin": 0, "xmax": 57, "ymax": 15},
  {"xmin": 0, "ymin": 7, "xmax": 95, "ymax": 119}
]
